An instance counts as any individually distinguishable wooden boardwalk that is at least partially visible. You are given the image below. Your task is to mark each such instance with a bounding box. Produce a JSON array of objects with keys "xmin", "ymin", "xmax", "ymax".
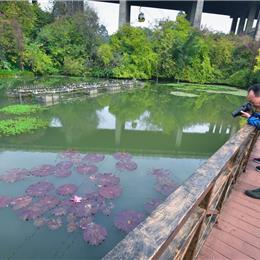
[{"xmin": 198, "ymin": 136, "xmax": 260, "ymax": 260}]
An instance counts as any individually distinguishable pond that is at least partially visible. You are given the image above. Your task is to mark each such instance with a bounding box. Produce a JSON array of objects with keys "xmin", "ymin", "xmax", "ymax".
[{"xmin": 0, "ymin": 78, "xmax": 245, "ymax": 259}]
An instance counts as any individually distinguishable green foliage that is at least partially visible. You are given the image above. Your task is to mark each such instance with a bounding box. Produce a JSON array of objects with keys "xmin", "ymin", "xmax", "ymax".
[
  {"xmin": 24, "ymin": 43, "xmax": 57, "ymax": 75},
  {"xmin": 227, "ymin": 69, "xmax": 251, "ymax": 88},
  {"xmin": 0, "ymin": 104, "xmax": 44, "ymax": 115},
  {"xmin": 63, "ymin": 56, "xmax": 85, "ymax": 76},
  {"xmin": 0, "ymin": 117, "xmax": 48, "ymax": 136}
]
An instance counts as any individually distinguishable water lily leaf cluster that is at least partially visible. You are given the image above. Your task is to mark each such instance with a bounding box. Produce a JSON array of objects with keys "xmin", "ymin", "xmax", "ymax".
[
  {"xmin": 0, "ymin": 117, "xmax": 48, "ymax": 136},
  {"xmin": 0, "ymin": 104, "xmax": 44, "ymax": 115}
]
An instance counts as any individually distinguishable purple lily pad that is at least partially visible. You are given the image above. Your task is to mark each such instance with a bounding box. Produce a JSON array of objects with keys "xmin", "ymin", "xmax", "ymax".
[
  {"xmin": 144, "ymin": 199, "xmax": 162, "ymax": 214},
  {"xmin": 76, "ymin": 164, "xmax": 98, "ymax": 175},
  {"xmin": 82, "ymin": 153, "xmax": 105, "ymax": 163},
  {"xmin": 113, "ymin": 152, "xmax": 132, "ymax": 161},
  {"xmin": 11, "ymin": 196, "xmax": 32, "ymax": 210},
  {"xmin": 47, "ymin": 218, "xmax": 62, "ymax": 230},
  {"xmin": 58, "ymin": 150, "xmax": 81, "ymax": 162},
  {"xmin": 0, "ymin": 195, "xmax": 12, "ymax": 208},
  {"xmin": 56, "ymin": 184, "xmax": 78, "ymax": 196},
  {"xmin": 116, "ymin": 161, "xmax": 137, "ymax": 171},
  {"xmin": 114, "ymin": 210, "xmax": 144, "ymax": 233},
  {"xmin": 83, "ymin": 223, "xmax": 108, "ymax": 245},
  {"xmin": 100, "ymin": 201, "xmax": 114, "ymax": 216},
  {"xmin": 99, "ymin": 185, "xmax": 122, "ymax": 199},
  {"xmin": 67, "ymin": 212, "xmax": 77, "ymax": 223},
  {"xmin": 33, "ymin": 217, "xmax": 47, "ymax": 228},
  {"xmin": 17, "ymin": 206, "xmax": 43, "ymax": 221},
  {"xmin": 26, "ymin": 181, "xmax": 54, "ymax": 197},
  {"xmin": 0, "ymin": 168, "xmax": 29, "ymax": 183},
  {"xmin": 52, "ymin": 206, "xmax": 67, "ymax": 216},
  {"xmin": 78, "ymin": 217, "xmax": 93, "ymax": 229},
  {"xmin": 151, "ymin": 168, "xmax": 171, "ymax": 178},
  {"xmin": 56, "ymin": 161, "xmax": 73, "ymax": 170},
  {"xmin": 67, "ymin": 222, "xmax": 78, "ymax": 233},
  {"xmin": 30, "ymin": 164, "xmax": 55, "ymax": 177},
  {"xmin": 91, "ymin": 173, "xmax": 120, "ymax": 187},
  {"xmin": 71, "ymin": 200, "xmax": 99, "ymax": 217},
  {"xmin": 35, "ymin": 195, "xmax": 60, "ymax": 210}
]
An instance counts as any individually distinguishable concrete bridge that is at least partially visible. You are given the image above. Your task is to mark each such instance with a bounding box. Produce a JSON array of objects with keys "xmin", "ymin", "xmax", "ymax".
[{"xmin": 94, "ymin": 0, "xmax": 260, "ymax": 40}]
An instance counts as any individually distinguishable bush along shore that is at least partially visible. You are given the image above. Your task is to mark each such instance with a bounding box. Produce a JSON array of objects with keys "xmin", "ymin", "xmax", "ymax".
[{"xmin": 0, "ymin": 1, "xmax": 260, "ymax": 88}]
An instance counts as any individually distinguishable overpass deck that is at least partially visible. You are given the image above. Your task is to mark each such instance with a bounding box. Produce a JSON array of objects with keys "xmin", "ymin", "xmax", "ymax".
[{"xmin": 198, "ymin": 136, "xmax": 260, "ymax": 260}]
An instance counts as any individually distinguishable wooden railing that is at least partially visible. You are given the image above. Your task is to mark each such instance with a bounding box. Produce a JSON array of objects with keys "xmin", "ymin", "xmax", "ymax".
[{"xmin": 103, "ymin": 125, "xmax": 258, "ymax": 260}]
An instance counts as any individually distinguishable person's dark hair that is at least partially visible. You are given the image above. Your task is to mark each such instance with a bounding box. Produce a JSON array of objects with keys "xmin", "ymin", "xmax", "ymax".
[{"xmin": 248, "ymin": 84, "xmax": 260, "ymax": 97}]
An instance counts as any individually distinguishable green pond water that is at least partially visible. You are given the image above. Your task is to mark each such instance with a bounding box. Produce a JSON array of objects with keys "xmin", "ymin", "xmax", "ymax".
[{"xmin": 0, "ymin": 78, "xmax": 245, "ymax": 259}]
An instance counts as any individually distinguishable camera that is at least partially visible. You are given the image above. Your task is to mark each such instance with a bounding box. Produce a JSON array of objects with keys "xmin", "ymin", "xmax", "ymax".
[{"xmin": 232, "ymin": 102, "xmax": 252, "ymax": 117}]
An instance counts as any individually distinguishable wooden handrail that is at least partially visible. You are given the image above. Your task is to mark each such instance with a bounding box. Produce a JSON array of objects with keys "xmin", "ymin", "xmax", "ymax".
[{"xmin": 103, "ymin": 125, "xmax": 258, "ymax": 260}]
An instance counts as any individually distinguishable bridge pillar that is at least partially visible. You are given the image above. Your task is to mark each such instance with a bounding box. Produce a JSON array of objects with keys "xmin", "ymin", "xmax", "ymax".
[
  {"xmin": 230, "ymin": 17, "xmax": 238, "ymax": 33},
  {"xmin": 188, "ymin": 0, "xmax": 204, "ymax": 29},
  {"xmin": 255, "ymin": 10, "xmax": 260, "ymax": 41},
  {"xmin": 119, "ymin": 0, "xmax": 130, "ymax": 27},
  {"xmin": 237, "ymin": 15, "xmax": 246, "ymax": 34},
  {"xmin": 245, "ymin": 3, "xmax": 257, "ymax": 33}
]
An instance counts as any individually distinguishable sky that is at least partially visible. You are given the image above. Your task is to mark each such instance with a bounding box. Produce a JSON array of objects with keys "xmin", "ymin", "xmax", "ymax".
[{"xmin": 37, "ymin": 0, "xmax": 252, "ymax": 35}]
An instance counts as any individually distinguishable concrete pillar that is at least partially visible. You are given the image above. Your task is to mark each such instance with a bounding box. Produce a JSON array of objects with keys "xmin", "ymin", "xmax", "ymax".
[
  {"xmin": 189, "ymin": 0, "xmax": 204, "ymax": 29},
  {"xmin": 175, "ymin": 128, "xmax": 183, "ymax": 147},
  {"xmin": 118, "ymin": 0, "xmax": 130, "ymax": 27},
  {"xmin": 237, "ymin": 16, "xmax": 246, "ymax": 34},
  {"xmin": 230, "ymin": 17, "xmax": 238, "ymax": 33},
  {"xmin": 255, "ymin": 10, "xmax": 260, "ymax": 41},
  {"xmin": 245, "ymin": 3, "xmax": 257, "ymax": 33}
]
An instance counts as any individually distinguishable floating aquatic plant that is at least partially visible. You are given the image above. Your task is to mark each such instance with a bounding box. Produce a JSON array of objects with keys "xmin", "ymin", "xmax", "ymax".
[
  {"xmin": 78, "ymin": 217, "xmax": 93, "ymax": 230},
  {"xmin": 113, "ymin": 152, "xmax": 132, "ymax": 161},
  {"xmin": 33, "ymin": 217, "xmax": 47, "ymax": 228},
  {"xmin": 0, "ymin": 168, "xmax": 30, "ymax": 183},
  {"xmin": 82, "ymin": 153, "xmax": 105, "ymax": 163},
  {"xmin": 0, "ymin": 117, "xmax": 48, "ymax": 136},
  {"xmin": 83, "ymin": 223, "xmax": 108, "ymax": 245},
  {"xmin": 26, "ymin": 181, "xmax": 54, "ymax": 197},
  {"xmin": 56, "ymin": 184, "xmax": 78, "ymax": 196},
  {"xmin": 0, "ymin": 104, "xmax": 44, "ymax": 115},
  {"xmin": 116, "ymin": 160, "xmax": 137, "ymax": 171},
  {"xmin": 99, "ymin": 185, "xmax": 122, "ymax": 199},
  {"xmin": 76, "ymin": 164, "xmax": 97, "ymax": 175},
  {"xmin": 91, "ymin": 173, "xmax": 120, "ymax": 187},
  {"xmin": 52, "ymin": 207, "xmax": 67, "ymax": 217},
  {"xmin": 67, "ymin": 222, "xmax": 78, "ymax": 233},
  {"xmin": 0, "ymin": 195, "xmax": 12, "ymax": 208},
  {"xmin": 11, "ymin": 196, "xmax": 32, "ymax": 210},
  {"xmin": 56, "ymin": 161, "xmax": 73, "ymax": 170},
  {"xmin": 58, "ymin": 150, "xmax": 81, "ymax": 162},
  {"xmin": 151, "ymin": 168, "xmax": 170, "ymax": 178},
  {"xmin": 30, "ymin": 164, "xmax": 55, "ymax": 177},
  {"xmin": 36, "ymin": 195, "xmax": 60, "ymax": 211},
  {"xmin": 47, "ymin": 218, "xmax": 62, "ymax": 230},
  {"xmin": 54, "ymin": 168, "xmax": 72, "ymax": 178},
  {"xmin": 114, "ymin": 210, "xmax": 144, "ymax": 233}
]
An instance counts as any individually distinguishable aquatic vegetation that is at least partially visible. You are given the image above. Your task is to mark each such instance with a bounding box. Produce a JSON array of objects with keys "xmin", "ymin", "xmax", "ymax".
[
  {"xmin": 113, "ymin": 152, "xmax": 132, "ymax": 161},
  {"xmin": 56, "ymin": 184, "xmax": 78, "ymax": 196},
  {"xmin": 116, "ymin": 161, "xmax": 137, "ymax": 171},
  {"xmin": 55, "ymin": 161, "xmax": 73, "ymax": 170},
  {"xmin": 10, "ymin": 196, "xmax": 32, "ymax": 210},
  {"xmin": 31, "ymin": 164, "xmax": 55, "ymax": 177},
  {"xmin": 151, "ymin": 168, "xmax": 171, "ymax": 178},
  {"xmin": 36, "ymin": 196, "xmax": 60, "ymax": 210},
  {"xmin": 0, "ymin": 117, "xmax": 48, "ymax": 136},
  {"xmin": 26, "ymin": 181, "xmax": 55, "ymax": 197},
  {"xmin": 58, "ymin": 150, "xmax": 81, "ymax": 162},
  {"xmin": 33, "ymin": 217, "xmax": 47, "ymax": 228},
  {"xmin": 47, "ymin": 218, "xmax": 62, "ymax": 230},
  {"xmin": 76, "ymin": 164, "xmax": 98, "ymax": 175},
  {"xmin": 0, "ymin": 168, "xmax": 30, "ymax": 183},
  {"xmin": 0, "ymin": 196, "xmax": 12, "ymax": 208},
  {"xmin": 91, "ymin": 173, "xmax": 120, "ymax": 187},
  {"xmin": 82, "ymin": 153, "xmax": 105, "ymax": 163},
  {"xmin": 79, "ymin": 217, "xmax": 93, "ymax": 230},
  {"xmin": 83, "ymin": 223, "xmax": 108, "ymax": 245},
  {"xmin": 52, "ymin": 207, "xmax": 67, "ymax": 217},
  {"xmin": 0, "ymin": 104, "xmax": 44, "ymax": 115},
  {"xmin": 170, "ymin": 91, "xmax": 198, "ymax": 97},
  {"xmin": 114, "ymin": 210, "xmax": 144, "ymax": 233},
  {"xmin": 54, "ymin": 168, "xmax": 72, "ymax": 178},
  {"xmin": 99, "ymin": 185, "xmax": 122, "ymax": 199},
  {"xmin": 67, "ymin": 222, "xmax": 78, "ymax": 233}
]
